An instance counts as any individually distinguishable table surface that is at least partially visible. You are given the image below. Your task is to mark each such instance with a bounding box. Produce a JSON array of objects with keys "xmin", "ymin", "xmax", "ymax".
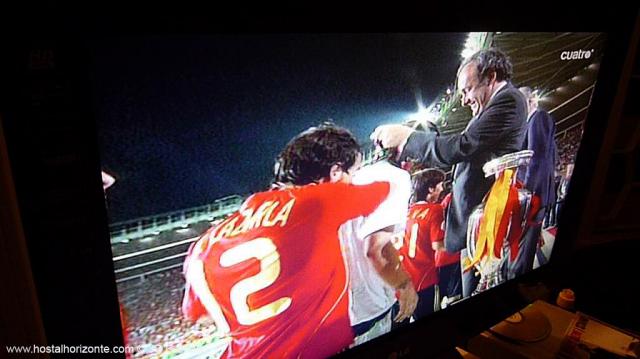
[{"xmin": 465, "ymin": 300, "xmax": 579, "ymax": 359}]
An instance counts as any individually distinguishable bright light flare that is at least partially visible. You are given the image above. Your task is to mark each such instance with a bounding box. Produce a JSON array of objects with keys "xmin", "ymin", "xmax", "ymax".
[
  {"xmin": 407, "ymin": 107, "xmax": 437, "ymax": 126},
  {"xmin": 461, "ymin": 32, "xmax": 487, "ymax": 59}
]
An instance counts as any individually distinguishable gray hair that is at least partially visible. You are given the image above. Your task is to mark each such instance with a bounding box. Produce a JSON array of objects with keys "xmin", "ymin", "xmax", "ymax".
[{"xmin": 460, "ymin": 48, "xmax": 513, "ymax": 83}]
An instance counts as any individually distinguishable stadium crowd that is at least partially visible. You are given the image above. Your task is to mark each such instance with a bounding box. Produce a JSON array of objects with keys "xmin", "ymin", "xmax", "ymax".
[
  {"xmin": 118, "ymin": 269, "xmax": 217, "ymax": 358},
  {"xmin": 556, "ymin": 125, "xmax": 582, "ymax": 174}
]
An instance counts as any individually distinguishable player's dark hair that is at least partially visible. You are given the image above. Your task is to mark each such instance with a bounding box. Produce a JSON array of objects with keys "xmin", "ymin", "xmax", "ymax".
[
  {"xmin": 460, "ymin": 48, "xmax": 513, "ymax": 83},
  {"xmin": 412, "ymin": 169, "xmax": 446, "ymax": 203},
  {"xmin": 274, "ymin": 123, "xmax": 361, "ymax": 185}
]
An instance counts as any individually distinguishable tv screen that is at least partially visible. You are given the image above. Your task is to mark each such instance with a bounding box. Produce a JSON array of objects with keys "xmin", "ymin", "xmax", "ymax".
[{"xmin": 92, "ymin": 33, "xmax": 608, "ymax": 358}]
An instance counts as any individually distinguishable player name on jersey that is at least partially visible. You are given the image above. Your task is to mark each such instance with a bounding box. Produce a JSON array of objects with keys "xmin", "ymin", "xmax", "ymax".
[{"xmin": 211, "ymin": 199, "xmax": 296, "ymax": 240}]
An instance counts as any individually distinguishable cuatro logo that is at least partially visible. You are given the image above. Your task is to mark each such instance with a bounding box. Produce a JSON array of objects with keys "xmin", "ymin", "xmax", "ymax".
[{"xmin": 560, "ymin": 49, "xmax": 594, "ymax": 60}]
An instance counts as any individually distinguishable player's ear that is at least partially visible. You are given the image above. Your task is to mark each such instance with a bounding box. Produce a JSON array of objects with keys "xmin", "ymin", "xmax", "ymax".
[
  {"xmin": 488, "ymin": 70, "xmax": 497, "ymax": 85},
  {"xmin": 329, "ymin": 164, "xmax": 345, "ymax": 183}
]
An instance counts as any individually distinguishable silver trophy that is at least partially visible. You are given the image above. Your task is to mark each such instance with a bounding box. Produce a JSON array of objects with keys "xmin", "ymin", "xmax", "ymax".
[{"xmin": 466, "ymin": 150, "xmax": 534, "ymax": 295}]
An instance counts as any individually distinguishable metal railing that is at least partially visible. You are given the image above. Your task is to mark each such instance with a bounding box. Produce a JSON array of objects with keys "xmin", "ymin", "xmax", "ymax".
[
  {"xmin": 110, "ymin": 195, "xmax": 245, "ymax": 283},
  {"xmin": 109, "ymin": 195, "xmax": 243, "ymax": 243}
]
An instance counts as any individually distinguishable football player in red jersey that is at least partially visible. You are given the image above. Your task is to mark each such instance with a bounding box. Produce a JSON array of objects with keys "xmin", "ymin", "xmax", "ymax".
[
  {"xmin": 397, "ymin": 169, "xmax": 446, "ymax": 319},
  {"xmin": 181, "ymin": 124, "xmax": 391, "ymax": 359}
]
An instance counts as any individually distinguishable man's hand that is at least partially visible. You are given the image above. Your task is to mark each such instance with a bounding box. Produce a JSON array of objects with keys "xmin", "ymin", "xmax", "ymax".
[
  {"xmin": 394, "ymin": 280, "xmax": 418, "ymax": 322},
  {"xmin": 370, "ymin": 124, "xmax": 414, "ymax": 152},
  {"xmin": 432, "ymin": 241, "xmax": 445, "ymax": 251}
]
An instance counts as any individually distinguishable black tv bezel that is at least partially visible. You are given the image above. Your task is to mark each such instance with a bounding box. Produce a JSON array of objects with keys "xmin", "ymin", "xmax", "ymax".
[{"xmin": 2, "ymin": 7, "xmax": 638, "ymax": 359}]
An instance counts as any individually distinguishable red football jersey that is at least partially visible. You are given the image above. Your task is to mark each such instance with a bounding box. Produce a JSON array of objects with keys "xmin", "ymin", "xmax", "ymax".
[
  {"xmin": 399, "ymin": 202, "xmax": 443, "ymax": 291},
  {"xmin": 183, "ymin": 181, "xmax": 389, "ymax": 359}
]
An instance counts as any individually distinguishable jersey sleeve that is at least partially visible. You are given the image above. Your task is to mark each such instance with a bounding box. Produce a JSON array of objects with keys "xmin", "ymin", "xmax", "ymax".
[
  {"xmin": 319, "ymin": 181, "xmax": 391, "ymax": 224},
  {"xmin": 352, "ymin": 162, "xmax": 412, "ymax": 239},
  {"xmin": 181, "ymin": 234, "xmax": 212, "ymax": 322},
  {"xmin": 182, "ymin": 281, "xmax": 207, "ymax": 321}
]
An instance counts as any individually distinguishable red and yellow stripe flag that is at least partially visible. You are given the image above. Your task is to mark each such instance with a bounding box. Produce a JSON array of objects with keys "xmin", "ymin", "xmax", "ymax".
[{"xmin": 463, "ymin": 169, "xmax": 516, "ymax": 272}]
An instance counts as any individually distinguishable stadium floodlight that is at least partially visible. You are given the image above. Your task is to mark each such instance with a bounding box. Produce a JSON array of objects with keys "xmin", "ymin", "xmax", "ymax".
[
  {"xmin": 404, "ymin": 90, "xmax": 438, "ymax": 129},
  {"xmin": 406, "ymin": 105, "xmax": 437, "ymax": 127},
  {"xmin": 460, "ymin": 32, "xmax": 487, "ymax": 59},
  {"xmin": 461, "ymin": 48, "xmax": 476, "ymax": 59}
]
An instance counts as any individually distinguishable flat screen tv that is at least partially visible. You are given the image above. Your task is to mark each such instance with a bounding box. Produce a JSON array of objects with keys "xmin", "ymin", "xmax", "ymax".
[{"xmin": 1, "ymin": 8, "xmax": 637, "ymax": 359}]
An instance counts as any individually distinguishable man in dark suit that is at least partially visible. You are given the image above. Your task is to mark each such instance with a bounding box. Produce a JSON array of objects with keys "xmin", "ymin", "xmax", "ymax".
[
  {"xmin": 371, "ymin": 49, "xmax": 528, "ymax": 297},
  {"xmin": 513, "ymin": 87, "xmax": 557, "ymax": 276}
]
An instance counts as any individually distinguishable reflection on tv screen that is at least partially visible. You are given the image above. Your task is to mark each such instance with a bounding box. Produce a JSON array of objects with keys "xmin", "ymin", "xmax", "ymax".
[{"xmin": 95, "ymin": 32, "xmax": 605, "ymax": 358}]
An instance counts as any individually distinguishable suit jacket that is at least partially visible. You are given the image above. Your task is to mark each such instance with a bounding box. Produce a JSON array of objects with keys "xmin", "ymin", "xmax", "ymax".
[
  {"xmin": 401, "ymin": 83, "xmax": 528, "ymax": 252},
  {"xmin": 516, "ymin": 109, "xmax": 557, "ymax": 212}
]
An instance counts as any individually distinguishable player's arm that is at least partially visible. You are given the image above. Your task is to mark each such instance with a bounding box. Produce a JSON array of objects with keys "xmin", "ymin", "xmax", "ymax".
[
  {"xmin": 401, "ymin": 91, "xmax": 523, "ymax": 167},
  {"xmin": 183, "ymin": 237, "xmax": 231, "ymax": 336},
  {"xmin": 185, "ymin": 258, "xmax": 231, "ymax": 336},
  {"xmin": 432, "ymin": 241, "xmax": 445, "ymax": 251},
  {"xmin": 366, "ymin": 226, "xmax": 418, "ymax": 322},
  {"xmin": 366, "ymin": 227, "xmax": 410, "ymax": 288},
  {"xmin": 322, "ymin": 181, "xmax": 391, "ymax": 221},
  {"xmin": 391, "ymin": 232, "xmax": 404, "ymax": 250}
]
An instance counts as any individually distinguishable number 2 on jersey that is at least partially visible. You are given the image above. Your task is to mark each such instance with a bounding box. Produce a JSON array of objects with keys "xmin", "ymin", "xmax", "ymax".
[{"xmin": 220, "ymin": 237, "xmax": 292, "ymax": 325}]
